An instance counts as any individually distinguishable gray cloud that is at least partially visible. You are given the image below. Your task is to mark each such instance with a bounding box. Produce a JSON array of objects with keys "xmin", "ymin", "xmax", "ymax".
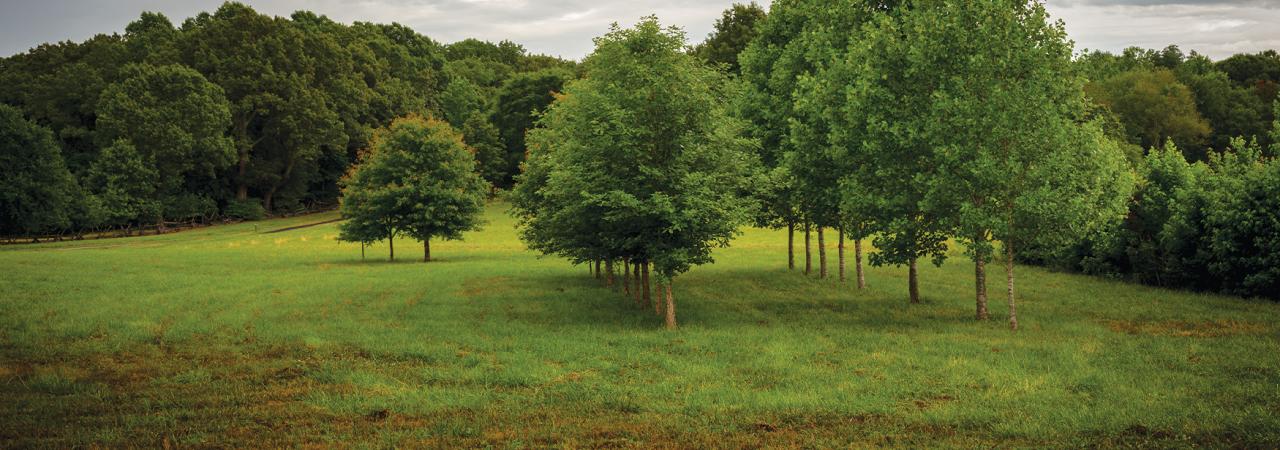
[{"xmin": 1, "ymin": 0, "xmax": 1277, "ymax": 60}]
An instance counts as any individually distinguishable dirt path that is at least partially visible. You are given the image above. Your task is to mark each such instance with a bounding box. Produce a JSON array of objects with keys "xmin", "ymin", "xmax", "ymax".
[{"xmin": 263, "ymin": 218, "xmax": 344, "ymax": 234}]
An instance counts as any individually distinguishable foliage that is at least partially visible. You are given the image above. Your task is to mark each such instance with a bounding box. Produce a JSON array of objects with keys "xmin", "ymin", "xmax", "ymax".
[
  {"xmin": 491, "ymin": 68, "xmax": 572, "ymax": 187},
  {"xmin": 94, "ymin": 63, "xmax": 235, "ymax": 214},
  {"xmin": 0, "ymin": 104, "xmax": 79, "ymax": 235},
  {"xmin": 338, "ymin": 116, "xmax": 487, "ymax": 256},
  {"xmin": 84, "ymin": 140, "xmax": 161, "ymax": 228},
  {"xmin": 691, "ymin": 2, "xmax": 767, "ymax": 74},
  {"xmin": 1085, "ymin": 68, "xmax": 1211, "ymax": 159},
  {"xmin": 512, "ymin": 17, "xmax": 756, "ymax": 329}
]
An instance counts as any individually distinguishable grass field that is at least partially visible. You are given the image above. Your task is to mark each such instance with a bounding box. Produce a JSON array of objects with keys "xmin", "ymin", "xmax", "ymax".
[{"xmin": 2, "ymin": 202, "xmax": 1278, "ymax": 447}]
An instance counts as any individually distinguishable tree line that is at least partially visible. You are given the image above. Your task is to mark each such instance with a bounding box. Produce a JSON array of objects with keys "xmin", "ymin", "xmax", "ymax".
[
  {"xmin": 2, "ymin": 0, "xmax": 1277, "ymax": 318},
  {"xmin": 508, "ymin": 0, "xmax": 1277, "ymax": 332},
  {"xmin": 0, "ymin": 2, "xmax": 573, "ymax": 238}
]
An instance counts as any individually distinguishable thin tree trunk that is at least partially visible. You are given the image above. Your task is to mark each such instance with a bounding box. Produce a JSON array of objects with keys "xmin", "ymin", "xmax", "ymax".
[
  {"xmin": 908, "ymin": 257, "xmax": 919, "ymax": 304},
  {"xmin": 623, "ymin": 259, "xmax": 631, "ymax": 296},
  {"xmin": 1007, "ymin": 242, "xmax": 1017, "ymax": 331},
  {"xmin": 788, "ymin": 221, "xmax": 795, "ymax": 270},
  {"xmin": 975, "ymin": 254, "xmax": 989, "ymax": 321},
  {"xmin": 664, "ymin": 281, "xmax": 676, "ymax": 330},
  {"xmin": 595, "ymin": 259, "xmax": 601, "ymax": 279},
  {"xmin": 818, "ymin": 227, "xmax": 827, "ymax": 279},
  {"xmin": 633, "ymin": 262, "xmax": 642, "ymax": 305},
  {"xmin": 605, "ymin": 260, "xmax": 614, "ymax": 287},
  {"xmin": 804, "ymin": 222, "xmax": 812, "ymax": 275},
  {"xmin": 654, "ymin": 280, "xmax": 664, "ymax": 316},
  {"xmin": 855, "ymin": 239, "xmax": 865, "ymax": 289},
  {"xmin": 642, "ymin": 262, "xmax": 652, "ymax": 308},
  {"xmin": 389, "ymin": 235, "xmax": 395, "ymax": 262},
  {"xmin": 361, "ymin": 243, "xmax": 365, "ymax": 261},
  {"xmin": 424, "ymin": 239, "xmax": 431, "ymax": 262},
  {"xmin": 838, "ymin": 227, "xmax": 846, "ymax": 282}
]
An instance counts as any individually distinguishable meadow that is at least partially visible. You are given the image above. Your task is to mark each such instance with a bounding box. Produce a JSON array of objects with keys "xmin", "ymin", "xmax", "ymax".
[{"xmin": 1, "ymin": 202, "xmax": 1277, "ymax": 447}]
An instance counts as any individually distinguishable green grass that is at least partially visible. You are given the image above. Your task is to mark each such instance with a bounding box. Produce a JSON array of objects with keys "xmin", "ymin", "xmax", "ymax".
[{"xmin": 2, "ymin": 203, "xmax": 1277, "ymax": 447}]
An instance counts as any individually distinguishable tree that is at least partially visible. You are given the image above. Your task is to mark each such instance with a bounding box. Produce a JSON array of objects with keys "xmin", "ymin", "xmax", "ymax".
[
  {"xmin": 866, "ymin": 0, "xmax": 1131, "ymax": 325},
  {"xmin": 692, "ymin": 3, "xmax": 767, "ymax": 74},
  {"xmin": 1085, "ymin": 68, "xmax": 1211, "ymax": 159},
  {"xmin": 0, "ymin": 104, "xmax": 79, "ymax": 236},
  {"xmin": 94, "ymin": 63, "xmax": 234, "ymax": 221},
  {"xmin": 84, "ymin": 140, "xmax": 161, "ymax": 230},
  {"xmin": 460, "ymin": 115, "xmax": 506, "ymax": 190},
  {"xmin": 338, "ymin": 116, "xmax": 486, "ymax": 262},
  {"xmin": 512, "ymin": 17, "xmax": 756, "ymax": 329},
  {"xmin": 492, "ymin": 68, "xmax": 572, "ymax": 187},
  {"xmin": 820, "ymin": 1, "xmax": 953, "ymax": 305}
]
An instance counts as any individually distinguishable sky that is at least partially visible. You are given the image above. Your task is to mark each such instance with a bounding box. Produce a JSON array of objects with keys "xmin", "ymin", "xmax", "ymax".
[{"xmin": 1, "ymin": 0, "xmax": 1278, "ymax": 60}]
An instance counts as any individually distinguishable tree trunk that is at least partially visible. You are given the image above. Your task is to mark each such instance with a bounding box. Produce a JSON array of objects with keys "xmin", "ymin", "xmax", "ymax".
[
  {"xmin": 804, "ymin": 222, "xmax": 812, "ymax": 275},
  {"xmin": 641, "ymin": 261, "xmax": 651, "ymax": 308},
  {"xmin": 975, "ymin": 256, "xmax": 989, "ymax": 321},
  {"xmin": 818, "ymin": 227, "xmax": 827, "ymax": 279},
  {"xmin": 855, "ymin": 239, "xmax": 865, "ymax": 289},
  {"xmin": 788, "ymin": 221, "xmax": 795, "ymax": 270},
  {"xmin": 263, "ymin": 190, "xmax": 274, "ymax": 213},
  {"xmin": 424, "ymin": 239, "xmax": 431, "ymax": 262},
  {"xmin": 623, "ymin": 259, "xmax": 631, "ymax": 296},
  {"xmin": 633, "ymin": 262, "xmax": 642, "ymax": 305},
  {"xmin": 654, "ymin": 280, "xmax": 663, "ymax": 316},
  {"xmin": 595, "ymin": 259, "xmax": 601, "ymax": 279},
  {"xmin": 1007, "ymin": 242, "xmax": 1018, "ymax": 331},
  {"xmin": 908, "ymin": 257, "xmax": 920, "ymax": 304},
  {"xmin": 664, "ymin": 281, "xmax": 676, "ymax": 330},
  {"xmin": 389, "ymin": 235, "xmax": 395, "ymax": 262},
  {"xmin": 361, "ymin": 243, "xmax": 365, "ymax": 261},
  {"xmin": 838, "ymin": 227, "xmax": 846, "ymax": 282},
  {"xmin": 605, "ymin": 260, "xmax": 614, "ymax": 287}
]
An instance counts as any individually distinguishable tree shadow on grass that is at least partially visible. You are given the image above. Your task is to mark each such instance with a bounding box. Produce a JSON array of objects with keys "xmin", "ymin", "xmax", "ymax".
[{"xmin": 464, "ymin": 266, "xmax": 982, "ymax": 332}]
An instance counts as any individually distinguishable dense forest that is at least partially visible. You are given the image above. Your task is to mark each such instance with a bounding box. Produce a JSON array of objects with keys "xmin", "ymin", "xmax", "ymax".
[
  {"xmin": 0, "ymin": 2, "xmax": 575, "ymax": 234},
  {"xmin": 2, "ymin": 0, "xmax": 1278, "ymax": 306}
]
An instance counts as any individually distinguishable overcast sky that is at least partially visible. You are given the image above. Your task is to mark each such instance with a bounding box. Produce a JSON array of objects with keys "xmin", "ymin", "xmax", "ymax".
[{"xmin": 1, "ymin": 0, "xmax": 1278, "ymax": 60}]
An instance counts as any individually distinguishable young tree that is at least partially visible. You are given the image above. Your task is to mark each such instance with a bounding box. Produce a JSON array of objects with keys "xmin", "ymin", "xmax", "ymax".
[
  {"xmin": 338, "ymin": 116, "xmax": 487, "ymax": 262},
  {"xmin": 0, "ymin": 104, "xmax": 80, "ymax": 237},
  {"xmin": 512, "ymin": 17, "xmax": 756, "ymax": 329},
  {"xmin": 854, "ymin": 0, "xmax": 1133, "ymax": 326}
]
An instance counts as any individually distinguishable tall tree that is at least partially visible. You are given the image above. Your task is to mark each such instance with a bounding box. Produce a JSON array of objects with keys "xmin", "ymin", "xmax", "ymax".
[
  {"xmin": 94, "ymin": 63, "xmax": 234, "ymax": 220},
  {"xmin": 492, "ymin": 68, "xmax": 572, "ymax": 187},
  {"xmin": 0, "ymin": 104, "xmax": 80, "ymax": 236},
  {"xmin": 692, "ymin": 3, "xmax": 767, "ymax": 74}
]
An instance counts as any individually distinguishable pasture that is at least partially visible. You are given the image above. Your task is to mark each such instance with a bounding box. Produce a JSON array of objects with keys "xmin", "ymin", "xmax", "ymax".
[{"xmin": 1, "ymin": 203, "xmax": 1277, "ymax": 447}]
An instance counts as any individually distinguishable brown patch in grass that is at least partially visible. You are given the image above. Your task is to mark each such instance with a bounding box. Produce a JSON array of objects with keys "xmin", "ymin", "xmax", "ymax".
[
  {"xmin": 458, "ymin": 276, "xmax": 514, "ymax": 298},
  {"xmin": 1104, "ymin": 319, "xmax": 1268, "ymax": 337}
]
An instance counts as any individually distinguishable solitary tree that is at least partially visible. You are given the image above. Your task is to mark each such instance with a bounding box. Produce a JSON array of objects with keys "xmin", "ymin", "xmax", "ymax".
[{"xmin": 338, "ymin": 116, "xmax": 487, "ymax": 261}]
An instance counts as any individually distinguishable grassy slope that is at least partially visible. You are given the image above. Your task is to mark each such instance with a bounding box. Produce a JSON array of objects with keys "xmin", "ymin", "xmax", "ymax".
[{"xmin": 1, "ymin": 203, "xmax": 1277, "ymax": 447}]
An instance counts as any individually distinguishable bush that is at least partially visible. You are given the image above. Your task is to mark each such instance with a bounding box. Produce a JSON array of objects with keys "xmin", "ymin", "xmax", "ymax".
[{"xmin": 224, "ymin": 198, "xmax": 266, "ymax": 221}]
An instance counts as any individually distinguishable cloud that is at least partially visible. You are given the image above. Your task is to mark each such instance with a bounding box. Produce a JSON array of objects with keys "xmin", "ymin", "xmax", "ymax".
[
  {"xmin": 1043, "ymin": 0, "xmax": 1280, "ymax": 58},
  {"xmin": 0, "ymin": 0, "xmax": 1276, "ymax": 60}
]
